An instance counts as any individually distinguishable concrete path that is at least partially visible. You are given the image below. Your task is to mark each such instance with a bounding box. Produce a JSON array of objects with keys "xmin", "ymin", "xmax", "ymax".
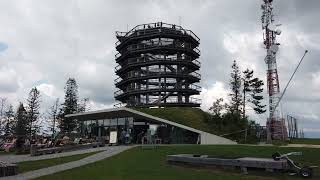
[
  {"xmin": 1, "ymin": 146, "xmax": 134, "ymax": 180},
  {"xmin": 0, "ymin": 146, "xmax": 111, "ymax": 163}
]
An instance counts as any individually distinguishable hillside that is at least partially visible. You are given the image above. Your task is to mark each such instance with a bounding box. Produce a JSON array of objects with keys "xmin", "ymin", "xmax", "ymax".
[{"xmin": 134, "ymin": 107, "xmax": 217, "ymax": 134}]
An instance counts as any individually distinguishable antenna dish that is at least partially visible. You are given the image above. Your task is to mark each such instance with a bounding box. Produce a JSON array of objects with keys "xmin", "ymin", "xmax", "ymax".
[{"xmin": 275, "ymin": 29, "xmax": 282, "ymax": 35}]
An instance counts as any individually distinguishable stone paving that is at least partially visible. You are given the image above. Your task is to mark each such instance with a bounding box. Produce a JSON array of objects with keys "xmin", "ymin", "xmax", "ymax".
[
  {"xmin": 0, "ymin": 146, "xmax": 134, "ymax": 180},
  {"xmin": 0, "ymin": 146, "xmax": 110, "ymax": 163}
]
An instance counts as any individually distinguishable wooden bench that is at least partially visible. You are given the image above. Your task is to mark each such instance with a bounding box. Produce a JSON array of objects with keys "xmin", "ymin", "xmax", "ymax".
[{"xmin": 30, "ymin": 142, "xmax": 105, "ymax": 156}]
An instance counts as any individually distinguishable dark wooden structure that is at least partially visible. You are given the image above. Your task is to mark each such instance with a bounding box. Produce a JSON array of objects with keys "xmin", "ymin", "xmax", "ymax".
[
  {"xmin": 114, "ymin": 22, "xmax": 201, "ymax": 107},
  {"xmin": 0, "ymin": 161, "xmax": 18, "ymax": 177},
  {"xmin": 167, "ymin": 154, "xmax": 289, "ymax": 174},
  {"xmin": 30, "ymin": 142, "xmax": 104, "ymax": 156}
]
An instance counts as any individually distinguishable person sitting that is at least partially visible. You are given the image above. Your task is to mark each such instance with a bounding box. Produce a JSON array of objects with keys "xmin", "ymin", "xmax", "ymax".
[
  {"xmin": 120, "ymin": 129, "xmax": 126, "ymax": 144},
  {"xmin": 125, "ymin": 132, "xmax": 130, "ymax": 144}
]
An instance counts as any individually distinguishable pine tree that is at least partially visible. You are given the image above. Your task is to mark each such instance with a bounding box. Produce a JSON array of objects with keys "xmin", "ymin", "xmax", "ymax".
[
  {"xmin": 78, "ymin": 98, "xmax": 89, "ymax": 113},
  {"xmin": 4, "ymin": 105, "xmax": 15, "ymax": 136},
  {"xmin": 26, "ymin": 87, "xmax": 41, "ymax": 139},
  {"xmin": 229, "ymin": 60, "xmax": 242, "ymax": 115},
  {"xmin": 15, "ymin": 103, "xmax": 28, "ymax": 152},
  {"xmin": 0, "ymin": 97, "xmax": 7, "ymax": 134},
  {"xmin": 59, "ymin": 78, "xmax": 79, "ymax": 134},
  {"xmin": 242, "ymin": 69, "xmax": 266, "ymax": 117},
  {"xmin": 250, "ymin": 78, "xmax": 266, "ymax": 114},
  {"xmin": 242, "ymin": 68, "xmax": 254, "ymax": 119}
]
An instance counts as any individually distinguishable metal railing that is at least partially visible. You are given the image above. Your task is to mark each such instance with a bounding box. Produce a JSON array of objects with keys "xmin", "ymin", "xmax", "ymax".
[
  {"xmin": 115, "ymin": 22, "xmax": 200, "ymax": 46},
  {"xmin": 114, "ymin": 56, "xmax": 201, "ymax": 72},
  {"xmin": 131, "ymin": 96, "xmax": 201, "ymax": 105},
  {"xmin": 115, "ymin": 41, "xmax": 200, "ymax": 60},
  {"xmin": 114, "ymin": 70, "xmax": 201, "ymax": 85},
  {"xmin": 114, "ymin": 84, "xmax": 201, "ymax": 97}
]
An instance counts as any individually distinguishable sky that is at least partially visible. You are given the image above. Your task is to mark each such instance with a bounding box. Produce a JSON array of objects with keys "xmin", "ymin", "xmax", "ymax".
[{"xmin": 0, "ymin": 0, "xmax": 319, "ymax": 137}]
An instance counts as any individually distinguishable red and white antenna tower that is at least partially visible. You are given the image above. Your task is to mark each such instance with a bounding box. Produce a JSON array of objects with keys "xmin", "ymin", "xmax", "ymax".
[{"xmin": 261, "ymin": 0, "xmax": 286, "ymax": 142}]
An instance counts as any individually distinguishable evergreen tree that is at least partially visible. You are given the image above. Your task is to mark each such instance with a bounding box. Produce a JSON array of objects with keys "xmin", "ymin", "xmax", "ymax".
[
  {"xmin": 59, "ymin": 78, "xmax": 79, "ymax": 134},
  {"xmin": 229, "ymin": 60, "xmax": 242, "ymax": 115},
  {"xmin": 26, "ymin": 87, "xmax": 41, "ymax": 139},
  {"xmin": 0, "ymin": 97, "xmax": 7, "ymax": 134},
  {"xmin": 242, "ymin": 69, "xmax": 266, "ymax": 117},
  {"xmin": 4, "ymin": 105, "xmax": 15, "ymax": 136},
  {"xmin": 0, "ymin": 97, "xmax": 6, "ymax": 117},
  {"xmin": 242, "ymin": 68, "xmax": 254, "ymax": 119},
  {"xmin": 15, "ymin": 103, "xmax": 28, "ymax": 152},
  {"xmin": 250, "ymin": 78, "xmax": 266, "ymax": 114},
  {"xmin": 78, "ymin": 98, "xmax": 89, "ymax": 113}
]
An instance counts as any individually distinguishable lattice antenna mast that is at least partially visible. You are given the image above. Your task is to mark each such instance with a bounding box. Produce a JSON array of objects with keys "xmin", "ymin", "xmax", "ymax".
[{"xmin": 261, "ymin": 0, "xmax": 283, "ymax": 141}]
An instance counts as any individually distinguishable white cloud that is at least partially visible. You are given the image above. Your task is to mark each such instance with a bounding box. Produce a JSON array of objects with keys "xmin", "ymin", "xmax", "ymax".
[
  {"xmin": 200, "ymin": 81, "xmax": 229, "ymax": 111},
  {"xmin": 0, "ymin": 66, "xmax": 19, "ymax": 93},
  {"xmin": 36, "ymin": 83, "xmax": 56, "ymax": 98}
]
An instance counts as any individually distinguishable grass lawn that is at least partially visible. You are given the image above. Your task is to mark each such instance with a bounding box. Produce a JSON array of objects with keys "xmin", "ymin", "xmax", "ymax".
[
  {"xmin": 135, "ymin": 107, "xmax": 214, "ymax": 134},
  {"xmin": 288, "ymin": 138, "xmax": 320, "ymax": 145},
  {"xmin": 0, "ymin": 151, "xmax": 12, "ymax": 155},
  {"xmin": 18, "ymin": 151, "xmax": 102, "ymax": 173},
  {"xmin": 35, "ymin": 145, "xmax": 320, "ymax": 180}
]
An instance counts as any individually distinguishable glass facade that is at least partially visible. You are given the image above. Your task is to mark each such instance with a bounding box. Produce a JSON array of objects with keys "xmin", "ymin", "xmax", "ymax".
[{"xmin": 80, "ymin": 116, "xmax": 199, "ymax": 144}]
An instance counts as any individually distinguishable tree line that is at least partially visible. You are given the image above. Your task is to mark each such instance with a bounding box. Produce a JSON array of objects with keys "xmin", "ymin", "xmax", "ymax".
[{"xmin": 0, "ymin": 78, "xmax": 89, "ymax": 140}]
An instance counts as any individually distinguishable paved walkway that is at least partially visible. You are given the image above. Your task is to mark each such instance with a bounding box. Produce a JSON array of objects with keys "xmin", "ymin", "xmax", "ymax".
[
  {"xmin": 1, "ymin": 146, "xmax": 134, "ymax": 180},
  {"xmin": 0, "ymin": 146, "xmax": 111, "ymax": 163}
]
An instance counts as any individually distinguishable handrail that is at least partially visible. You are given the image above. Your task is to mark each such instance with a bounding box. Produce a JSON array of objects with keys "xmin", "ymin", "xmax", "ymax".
[
  {"xmin": 115, "ymin": 41, "xmax": 200, "ymax": 60},
  {"xmin": 114, "ymin": 85, "xmax": 201, "ymax": 97},
  {"xmin": 115, "ymin": 22, "xmax": 200, "ymax": 46},
  {"xmin": 129, "ymin": 96, "xmax": 201, "ymax": 105},
  {"xmin": 114, "ymin": 70, "xmax": 201, "ymax": 85},
  {"xmin": 114, "ymin": 57, "xmax": 201, "ymax": 72}
]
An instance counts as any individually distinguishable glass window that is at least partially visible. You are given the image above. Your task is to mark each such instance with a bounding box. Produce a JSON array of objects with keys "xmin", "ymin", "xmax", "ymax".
[
  {"xmin": 110, "ymin": 119, "xmax": 117, "ymax": 126},
  {"xmin": 91, "ymin": 120, "xmax": 97, "ymax": 126},
  {"xmin": 118, "ymin": 118, "xmax": 125, "ymax": 125},
  {"xmin": 98, "ymin": 119, "xmax": 104, "ymax": 126},
  {"xmin": 128, "ymin": 118, "xmax": 134, "ymax": 126},
  {"xmin": 104, "ymin": 119, "xmax": 110, "ymax": 126},
  {"xmin": 85, "ymin": 120, "xmax": 90, "ymax": 126}
]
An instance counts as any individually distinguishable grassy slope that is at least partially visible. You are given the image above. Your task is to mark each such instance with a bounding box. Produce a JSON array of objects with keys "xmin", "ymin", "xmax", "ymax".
[
  {"xmin": 18, "ymin": 151, "xmax": 101, "ymax": 173},
  {"xmin": 135, "ymin": 107, "xmax": 215, "ymax": 134},
  {"xmin": 36, "ymin": 145, "xmax": 320, "ymax": 180},
  {"xmin": 0, "ymin": 151, "xmax": 13, "ymax": 155}
]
